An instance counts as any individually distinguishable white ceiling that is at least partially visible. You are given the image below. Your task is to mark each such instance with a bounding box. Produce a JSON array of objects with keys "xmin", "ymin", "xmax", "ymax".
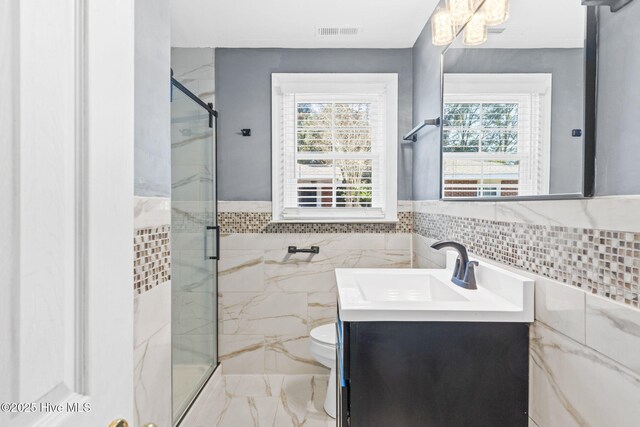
[
  {"xmin": 467, "ymin": 0, "xmax": 586, "ymax": 49},
  {"xmin": 170, "ymin": 0, "xmax": 441, "ymax": 48}
]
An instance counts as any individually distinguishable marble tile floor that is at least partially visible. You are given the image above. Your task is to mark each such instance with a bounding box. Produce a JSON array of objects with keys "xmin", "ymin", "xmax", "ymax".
[{"xmin": 193, "ymin": 374, "xmax": 335, "ymax": 427}]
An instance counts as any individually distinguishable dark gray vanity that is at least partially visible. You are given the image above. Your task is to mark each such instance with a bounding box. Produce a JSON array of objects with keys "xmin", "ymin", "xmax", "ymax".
[
  {"xmin": 334, "ymin": 250, "xmax": 534, "ymax": 427},
  {"xmin": 337, "ymin": 319, "xmax": 529, "ymax": 427}
]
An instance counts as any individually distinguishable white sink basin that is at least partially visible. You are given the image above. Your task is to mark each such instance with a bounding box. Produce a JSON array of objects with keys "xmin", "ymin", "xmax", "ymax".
[
  {"xmin": 336, "ymin": 252, "xmax": 534, "ymax": 322},
  {"xmin": 355, "ymin": 272, "xmax": 468, "ymax": 303}
]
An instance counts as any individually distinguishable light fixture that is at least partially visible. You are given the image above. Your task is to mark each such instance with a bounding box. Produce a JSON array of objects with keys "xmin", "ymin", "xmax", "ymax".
[
  {"xmin": 463, "ymin": 13, "xmax": 488, "ymax": 46},
  {"xmin": 431, "ymin": 8, "xmax": 455, "ymax": 46},
  {"xmin": 446, "ymin": 0, "xmax": 473, "ymax": 26},
  {"xmin": 482, "ymin": 0, "xmax": 509, "ymax": 26},
  {"xmin": 431, "ymin": 0, "xmax": 509, "ymax": 46}
]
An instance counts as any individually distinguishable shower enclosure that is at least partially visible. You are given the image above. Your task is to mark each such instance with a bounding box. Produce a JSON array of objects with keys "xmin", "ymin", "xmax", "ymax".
[{"xmin": 170, "ymin": 76, "xmax": 219, "ymax": 424}]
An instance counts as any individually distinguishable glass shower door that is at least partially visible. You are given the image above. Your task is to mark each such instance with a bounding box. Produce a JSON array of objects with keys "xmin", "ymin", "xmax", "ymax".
[{"xmin": 170, "ymin": 79, "xmax": 218, "ymax": 423}]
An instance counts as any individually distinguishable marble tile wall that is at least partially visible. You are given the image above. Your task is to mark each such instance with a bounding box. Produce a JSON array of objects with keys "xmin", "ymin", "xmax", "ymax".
[
  {"xmin": 133, "ymin": 196, "xmax": 172, "ymax": 427},
  {"xmin": 530, "ymin": 281, "xmax": 640, "ymax": 426},
  {"xmin": 218, "ymin": 231, "xmax": 411, "ymax": 374},
  {"xmin": 171, "ymin": 48, "xmax": 216, "ymax": 209},
  {"xmin": 414, "ymin": 199, "xmax": 640, "ymax": 309},
  {"xmin": 175, "ymin": 195, "xmax": 640, "ymax": 423},
  {"xmin": 211, "ymin": 200, "xmax": 412, "ymax": 374},
  {"xmin": 412, "ymin": 198, "xmax": 640, "ymax": 426},
  {"xmin": 412, "ymin": 233, "xmax": 447, "ymax": 269},
  {"xmin": 172, "ymin": 48, "xmax": 215, "ymax": 106}
]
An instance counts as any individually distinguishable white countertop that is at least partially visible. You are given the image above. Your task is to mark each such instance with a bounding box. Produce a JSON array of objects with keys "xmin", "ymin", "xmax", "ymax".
[{"xmin": 336, "ymin": 253, "xmax": 534, "ymax": 322}]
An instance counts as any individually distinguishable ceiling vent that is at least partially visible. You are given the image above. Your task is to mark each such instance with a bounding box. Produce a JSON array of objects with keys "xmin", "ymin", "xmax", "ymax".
[{"xmin": 316, "ymin": 26, "xmax": 360, "ymax": 37}]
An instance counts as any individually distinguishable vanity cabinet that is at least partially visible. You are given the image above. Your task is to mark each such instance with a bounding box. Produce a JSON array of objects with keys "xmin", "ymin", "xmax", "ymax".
[{"xmin": 337, "ymin": 318, "xmax": 529, "ymax": 427}]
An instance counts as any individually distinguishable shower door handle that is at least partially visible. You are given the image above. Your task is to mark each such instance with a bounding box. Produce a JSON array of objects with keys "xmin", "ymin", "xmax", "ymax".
[{"xmin": 204, "ymin": 225, "xmax": 220, "ymax": 260}]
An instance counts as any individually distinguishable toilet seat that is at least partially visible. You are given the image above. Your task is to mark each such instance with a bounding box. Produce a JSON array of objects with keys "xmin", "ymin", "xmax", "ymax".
[
  {"xmin": 310, "ymin": 323, "xmax": 336, "ymax": 346},
  {"xmin": 309, "ymin": 324, "xmax": 337, "ymax": 368}
]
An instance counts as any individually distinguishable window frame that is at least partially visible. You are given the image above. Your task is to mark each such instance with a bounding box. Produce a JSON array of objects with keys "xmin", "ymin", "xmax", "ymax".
[
  {"xmin": 442, "ymin": 73, "xmax": 552, "ymax": 199},
  {"xmin": 271, "ymin": 73, "xmax": 398, "ymax": 223}
]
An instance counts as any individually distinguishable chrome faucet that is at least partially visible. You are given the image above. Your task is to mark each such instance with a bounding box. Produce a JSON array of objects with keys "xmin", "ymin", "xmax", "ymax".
[{"xmin": 430, "ymin": 240, "xmax": 478, "ymax": 290}]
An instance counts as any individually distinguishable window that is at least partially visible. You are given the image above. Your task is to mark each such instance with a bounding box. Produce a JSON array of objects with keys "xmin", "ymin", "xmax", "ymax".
[
  {"xmin": 442, "ymin": 74, "xmax": 552, "ymax": 199},
  {"xmin": 272, "ymin": 74, "xmax": 398, "ymax": 222}
]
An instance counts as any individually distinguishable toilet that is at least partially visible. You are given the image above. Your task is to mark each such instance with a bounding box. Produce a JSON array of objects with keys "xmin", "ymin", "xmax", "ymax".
[{"xmin": 309, "ymin": 323, "xmax": 337, "ymax": 418}]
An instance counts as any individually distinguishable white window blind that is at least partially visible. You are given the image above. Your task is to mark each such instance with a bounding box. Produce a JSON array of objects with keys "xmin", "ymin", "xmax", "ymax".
[
  {"xmin": 272, "ymin": 74, "xmax": 398, "ymax": 222},
  {"xmin": 442, "ymin": 74, "xmax": 551, "ymax": 199}
]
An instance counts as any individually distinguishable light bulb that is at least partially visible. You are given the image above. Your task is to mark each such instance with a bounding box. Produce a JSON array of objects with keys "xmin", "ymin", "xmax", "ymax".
[
  {"xmin": 431, "ymin": 8, "xmax": 455, "ymax": 46},
  {"xmin": 463, "ymin": 13, "xmax": 488, "ymax": 46},
  {"xmin": 482, "ymin": 0, "xmax": 509, "ymax": 26},
  {"xmin": 447, "ymin": 0, "xmax": 473, "ymax": 26}
]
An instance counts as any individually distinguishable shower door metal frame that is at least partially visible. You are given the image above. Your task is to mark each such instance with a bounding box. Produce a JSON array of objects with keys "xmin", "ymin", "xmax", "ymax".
[
  {"xmin": 171, "ymin": 76, "xmax": 218, "ymax": 120},
  {"xmin": 170, "ymin": 75, "xmax": 220, "ymax": 426}
]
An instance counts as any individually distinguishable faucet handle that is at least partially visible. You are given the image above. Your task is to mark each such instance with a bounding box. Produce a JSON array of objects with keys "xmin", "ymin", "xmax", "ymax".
[{"xmin": 463, "ymin": 261, "xmax": 479, "ymax": 290}]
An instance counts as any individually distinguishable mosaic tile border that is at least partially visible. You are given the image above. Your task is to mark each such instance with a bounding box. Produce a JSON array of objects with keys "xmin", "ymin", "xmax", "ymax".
[
  {"xmin": 414, "ymin": 212, "xmax": 640, "ymax": 308},
  {"xmin": 172, "ymin": 209, "xmax": 412, "ymax": 234},
  {"xmin": 134, "ymin": 225, "xmax": 171, "ymax": 296},
  {"xmin": 217, "ymin": 211, "xmax": 413, "ymax": 234}
]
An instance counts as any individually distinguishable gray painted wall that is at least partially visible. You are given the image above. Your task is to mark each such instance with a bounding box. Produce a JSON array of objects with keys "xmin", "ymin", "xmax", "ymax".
[
  {"xmin": 215, "ymin": 48, "xmax": 413, "ymax": 201},
  {"xmin": 444, "ymin": 48, "xmax": 585, "ymax": 194},
  {"xmin": 412, "ymin": 19, "xmax": 445, "ymax": 201},
  {"xmin": 596, "ymin": 1, "xmax": 640, "ymax": 196},
  {"xmin": 134, "ymin": 0, "xmax": 171, "ymax": 197}
]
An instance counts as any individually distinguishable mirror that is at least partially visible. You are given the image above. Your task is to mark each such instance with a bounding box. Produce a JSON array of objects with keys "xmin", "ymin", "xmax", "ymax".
[{"xmin": 438, "ymin": 0, "xmax": 596, "ymax": 200}]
